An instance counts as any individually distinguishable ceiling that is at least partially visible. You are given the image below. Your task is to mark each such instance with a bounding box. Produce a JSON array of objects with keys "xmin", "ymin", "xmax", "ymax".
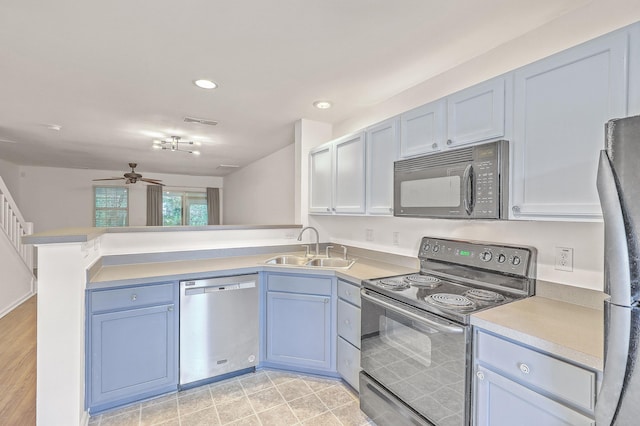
[{"xmin": 0, "ymin": 0, "xmax": 591, "ymax": 176}]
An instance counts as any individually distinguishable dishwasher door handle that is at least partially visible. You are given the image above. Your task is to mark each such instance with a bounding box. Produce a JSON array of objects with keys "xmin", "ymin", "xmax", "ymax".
[{"xmin": 184, "ymin": 281, "xmax": 256, "ymax": 296}]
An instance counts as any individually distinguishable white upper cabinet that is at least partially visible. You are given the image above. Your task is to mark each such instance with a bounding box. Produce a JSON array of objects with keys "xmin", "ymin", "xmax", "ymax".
[
  {"xmin": 400, "ymin": 76, "xmax": 508, "ymax": 158},
  {"xmin": 400, "ymin": 99, "xmax": 446, "ymax": 157},
  {"xmin": 309, "ymin": 132, "xmax": 366, "ymax": 215},
  {"xmin": 447, "ymin": 76, "xmax": 507, "ymax": 147},
  {"xmin": 510, "ymin": 30, "xmax": 629, "ymax": 220},
  {"xmin": 334, "ymin": 132, "xmax": 366, "ymax": 214},
  {"xmin": 366, "ymin": 118, "xmax": 399, "ymax": 215},
  {"xmin": 309, "ymin": 144, "xmax": 333, "ymax": 214}
]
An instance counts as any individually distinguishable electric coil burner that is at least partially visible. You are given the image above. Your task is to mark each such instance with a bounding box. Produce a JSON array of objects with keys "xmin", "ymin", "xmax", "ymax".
[
  {"xmin": 360, "ymin": 237, "xmax": 537, "ymax": 426},
  {"xmin": 377, "ymin": 278, "xmax": 410, "ymax": 291},
  {"xmin": 464, "ymin": 288, "xmax": 505, "ymax": 302},
  {"xmin": 426, "ymin": 293, "xmax": 476, "ymax": 311},
  {"xmin": 404, "ymin": 274, "xmax": 441, "ymax": 288}
]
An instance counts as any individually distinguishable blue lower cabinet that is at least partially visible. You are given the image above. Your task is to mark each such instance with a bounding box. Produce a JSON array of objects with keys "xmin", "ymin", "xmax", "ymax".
[
  {"xmin": 474, "ymin": 367, "xmax": 595, "ymax": 426},
  {"xmin": 87, "ymin": 283, "xmax": 178, "ymax": 413},
  {"xmin": 264, "ymin": 273, "xmax": 336, "ymax": 373}
]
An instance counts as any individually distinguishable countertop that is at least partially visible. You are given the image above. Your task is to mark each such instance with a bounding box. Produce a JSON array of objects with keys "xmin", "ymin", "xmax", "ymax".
[
  {"xmin": 23, "ymin": 224, "xmax": 303, "ymax": 245},
  {"xmin": 89, "ymin": 251, "xmax": 417, "ymax": 289},
  {"xmin": 471, "ymin": 296, "xmax": 604, "ymax": 371}
]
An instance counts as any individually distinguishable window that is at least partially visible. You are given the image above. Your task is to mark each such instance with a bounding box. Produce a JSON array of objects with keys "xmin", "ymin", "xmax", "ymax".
[
  {"xmin": 94, "ymin": 186, "xmax": 129, "ymax": 227},
  {"xmin": 162, "ymin": 191, "xmax": 208, "ymax": 226}
]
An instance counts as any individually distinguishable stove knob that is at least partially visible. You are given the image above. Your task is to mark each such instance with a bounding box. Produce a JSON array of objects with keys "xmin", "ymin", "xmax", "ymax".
[
  {"xmin": 497, "ymin": 254, "xmax": 506, "ymax": 263},
  {"xmin": 480, "ymin": 251, "xmax": 492, "ymax": 262},
  {"xmin": 432, "ymin": 245, "xmax": 440, "ymax": 253},
  {"xmin": 512, "ymin": 256, "xmax": 521, "ymax": 266},
  {"xmin": 422, "ymin": 243, "xmax": 430, "ymax": 252}
]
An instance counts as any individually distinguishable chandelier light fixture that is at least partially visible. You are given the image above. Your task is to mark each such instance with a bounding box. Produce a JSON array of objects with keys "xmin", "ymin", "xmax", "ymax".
[{"xmin": 152, "ymin": 136, "xmax": 201, "ymax": 155}]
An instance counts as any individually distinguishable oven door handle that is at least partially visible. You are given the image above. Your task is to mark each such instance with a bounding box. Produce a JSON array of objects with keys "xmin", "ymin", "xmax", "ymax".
[{"xmin": 361, "ymin": 290, "xmax": 464, "ymax": 334}]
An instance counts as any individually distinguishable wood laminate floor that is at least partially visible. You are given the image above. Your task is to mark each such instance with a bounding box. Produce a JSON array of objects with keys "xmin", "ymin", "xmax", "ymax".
[{"xmin": 0, "ymin": 296, "xmax": 37, "ymax": 425}]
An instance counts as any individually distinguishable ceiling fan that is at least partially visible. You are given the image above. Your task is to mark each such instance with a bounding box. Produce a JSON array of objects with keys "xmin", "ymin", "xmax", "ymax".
[{"xmin": 92, "ymin": 163, "xmax": 164, "ymax": 186}]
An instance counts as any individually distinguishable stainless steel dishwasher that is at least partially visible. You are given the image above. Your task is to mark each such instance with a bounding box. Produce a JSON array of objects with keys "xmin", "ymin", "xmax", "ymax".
[{"xmin": 179, "ymin": 274, "xmax": 259, "ymax": 387}]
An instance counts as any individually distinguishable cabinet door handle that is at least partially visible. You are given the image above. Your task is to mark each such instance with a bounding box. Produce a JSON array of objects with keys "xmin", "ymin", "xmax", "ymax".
[
  {"xmin": 447, "ymin": 139, "xmax": 453, "ymax": 145},
  {"xmin": 512, "ymin": 205, "xmax": 521, "ymax": 216},
  {"xmin": 389, "ymin": 207, "xmax": 393, "ymax": 213},
  {"xmin": 324, "ymin": 298, "xmax": 330, "ymax": 304},
  {"xmin": 326, "ymin": 207, "xmax": 331, "ymax": 212},
  {"xmin": 476, "ymin": 371, "xmax": 485, "ymax": 380},
  {"xmin": 518, "ymin": 363, "xmax": 530, "ymax": 374},
  {"xmin": 168, "ymin": 305, "xmax": 174, "ymax": 312},
  {"xmin": 431, "ymin": 143, "xmax": 438, "ymax": 149},
  {"xmin": 130, "ymin": 294, "xmax": 137, "ymax": 301}
]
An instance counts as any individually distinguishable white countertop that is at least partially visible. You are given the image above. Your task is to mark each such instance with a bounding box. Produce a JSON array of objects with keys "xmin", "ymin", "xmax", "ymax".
[
  {"xmin": 90, "ymin": 251, "xmax": 417, "ymax": 288},
  {"xmin": 471, "ymin": 296, "xmax": 604, "ymax": 371}
]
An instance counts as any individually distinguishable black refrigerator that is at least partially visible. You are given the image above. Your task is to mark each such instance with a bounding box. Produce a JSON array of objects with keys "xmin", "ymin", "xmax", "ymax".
[{"xmin": 596, "ymin": 115, "xmax": 640, "ymax": 425}]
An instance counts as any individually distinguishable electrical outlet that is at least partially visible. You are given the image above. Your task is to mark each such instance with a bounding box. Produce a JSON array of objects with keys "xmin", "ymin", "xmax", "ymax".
[
  {"xmin": 393, "ymin": 232, "xmax": 400, "ymax": 246},
  {"xmin": 366, "ymin": 229, "xmax": 374, "ymax": 241},
  {"xmin": 555, "ymin": 247, "xmax": 574, "ymax": 272}
]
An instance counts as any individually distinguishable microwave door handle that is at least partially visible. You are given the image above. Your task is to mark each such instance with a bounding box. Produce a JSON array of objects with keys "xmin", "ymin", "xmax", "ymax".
[{"xmin": 463, "ymin": 164, "xmax": 475, "ymax": 216}]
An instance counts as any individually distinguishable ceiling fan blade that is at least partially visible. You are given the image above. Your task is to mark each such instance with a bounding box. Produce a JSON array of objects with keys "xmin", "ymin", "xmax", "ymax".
[
  {"xmin": 142, "ymin": 178, "xmax": 163, "ymax": 183},
  {"xmin": 141, "ymin": 178, "xmax": 165, "ymax": 186},
  {"xmin": 92, "ymin": 177, "xmax": 125, "ymax": 181}
]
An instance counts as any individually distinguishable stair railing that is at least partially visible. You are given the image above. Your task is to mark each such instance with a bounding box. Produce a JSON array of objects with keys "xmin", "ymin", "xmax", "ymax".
[{"xmin": 0, "ymin": 177, "xmax": 34, "ymax": 272}]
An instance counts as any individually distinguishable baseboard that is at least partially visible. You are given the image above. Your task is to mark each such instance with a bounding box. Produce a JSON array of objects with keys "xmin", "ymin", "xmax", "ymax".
[
  {"xmin": 80, "ymin": 410, "xmax": 90, "ymax": 426},
  {"xmin": 0, "ymin": 291, "xmax": 36, "ymax": 320}
]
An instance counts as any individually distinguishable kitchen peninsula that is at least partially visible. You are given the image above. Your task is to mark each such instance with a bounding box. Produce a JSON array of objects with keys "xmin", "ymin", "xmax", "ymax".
[{"xmin": 25, "ymin": 224, "xmax": 418, "ymax": 426}]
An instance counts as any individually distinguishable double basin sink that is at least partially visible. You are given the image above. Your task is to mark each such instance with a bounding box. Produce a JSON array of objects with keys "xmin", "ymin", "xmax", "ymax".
[{"xmin": 265, "ymin": 254, "xmax": 355, "ymax": 269}]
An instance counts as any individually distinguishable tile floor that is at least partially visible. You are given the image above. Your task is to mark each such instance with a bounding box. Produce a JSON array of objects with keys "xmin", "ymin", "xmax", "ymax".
[{"xmin": 88, "ymin": 369, "xmax": 373, "ymax": 426}]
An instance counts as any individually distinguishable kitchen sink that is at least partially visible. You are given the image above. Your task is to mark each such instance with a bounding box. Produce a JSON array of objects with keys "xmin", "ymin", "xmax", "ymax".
[
  {"xmin": 264, "ymin": 255, "xmax": 355, "ymax": 269},
  {"xmin": 305, "ymin": 257, "xmax": 355, "ymax": 268},
  {"xmin": 264, "ymin": 255, "xmax": 308, "ymax": 265}
]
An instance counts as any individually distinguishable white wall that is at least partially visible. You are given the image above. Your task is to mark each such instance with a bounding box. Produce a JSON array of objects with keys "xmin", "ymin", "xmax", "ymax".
[
  {"xmin": 0, "ymin": 230, "xmax": 34, "ymax": 319},
  {"xmin": 18, "ymin": 165, "xmax": 223, "ymax": 233},
  {"xmin": 0, "ymin": 157, "xmax": 22, "ymax": 207},
  {"xmin": 223, "ymin": 144, "xmax": 295, "ymax": 225},
  {"xmin": 304, "ymin": 7, "xmax": 640, "ymax": 292}
]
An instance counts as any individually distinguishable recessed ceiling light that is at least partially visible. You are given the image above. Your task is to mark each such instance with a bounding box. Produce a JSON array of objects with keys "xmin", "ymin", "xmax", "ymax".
[
  {"xmin": 194, "ymin": 79, "xmax": 218, "ymax": 90},
  {"xmin": 46, "ymin": 124, "xmax": 62, "ymax": 131},
  {"xmin": 313, "ymin": 100, "xmax": 332, "ymax": 109}
]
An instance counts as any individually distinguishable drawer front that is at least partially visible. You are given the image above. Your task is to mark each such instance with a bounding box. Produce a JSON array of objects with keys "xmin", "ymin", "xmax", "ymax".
[
  {"xmin": 337, "ymin": 336, "xmax": 360, "ymax": 391},
  {"xmin": 267, "ymin": 274, "xmax": 332, "ymax": 296},
  {"xmin": 337, "ymin": 280, "xmax": 361, "ymax": 307},
  {"xmin": 476, "ymin": 330, "xmax": 596, "ymax": 412},
  {"xmin": 91, "ymin": 283, "xmax": 175, "ymax": 313},
  {"xmin": 338, "ymin": 299, "xmax": 361, "ymax": 348}
]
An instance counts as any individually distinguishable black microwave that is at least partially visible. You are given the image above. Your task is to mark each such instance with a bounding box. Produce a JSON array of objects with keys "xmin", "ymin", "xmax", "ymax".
[{"xmin": 393, "ymin": 140, "xmax": 509, "ymax": 219}]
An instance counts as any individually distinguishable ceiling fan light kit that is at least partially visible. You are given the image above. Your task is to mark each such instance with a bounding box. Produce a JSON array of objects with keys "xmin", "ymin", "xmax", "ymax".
[{"xmin": 152, "ymin": 136, "xmax": 201, "ymax": 155}]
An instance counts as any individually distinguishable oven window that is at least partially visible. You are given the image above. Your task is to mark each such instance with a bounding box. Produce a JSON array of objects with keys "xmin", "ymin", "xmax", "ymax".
[
  {"xmin": 400, "ymin": 176, "xmax": 461, "ymax": 208},
  {"xmin": 361, "ymin": 301, "xmax": 468, "ymax": 426},
  {"xmin": 380, "ymin": 316, "xmax": 432, "ymax": 367}
]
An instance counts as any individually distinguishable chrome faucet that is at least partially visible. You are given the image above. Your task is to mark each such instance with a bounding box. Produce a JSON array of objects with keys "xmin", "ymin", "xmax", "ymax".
[{"xmin": 297, "ymin": 226, "xmax": 320, "ymax": 257}]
